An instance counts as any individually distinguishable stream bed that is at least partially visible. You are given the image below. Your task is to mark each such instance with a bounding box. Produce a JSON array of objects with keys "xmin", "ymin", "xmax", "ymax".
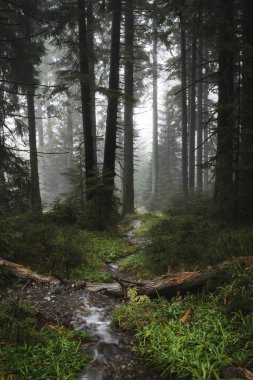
[
  {"xmin": 12, "ymin": 220, "xmax": 157, "ymax": 379},
  {"xmin": 72, "ymin": 220, "xmax": 156, "ymax": 380}
]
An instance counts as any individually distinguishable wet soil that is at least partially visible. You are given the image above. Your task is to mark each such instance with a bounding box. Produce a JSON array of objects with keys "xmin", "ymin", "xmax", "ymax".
[
  {"xmin": 8, "ymin": 220, "xmax": 159, "ymax": 380},
  {"xmin": 9, "ymin": 281, "xmax": 158, "ymax": 380}
]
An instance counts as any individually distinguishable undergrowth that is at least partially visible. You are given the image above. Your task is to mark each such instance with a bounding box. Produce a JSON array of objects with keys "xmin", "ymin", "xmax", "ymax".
[
  {"xmin": 0, "ymin": 214, "xmax": 134, "ymax": 282},
  {"xmin": 114, "ymin": 265, "xmax": 253, "ymax": 379},
  {"xmin": 131, "ymin": 213, "xmax": 253, "ymax": 275},
  {"xmin": 0, "ymin": 299, "xmax": 91, "ymax": 380}
]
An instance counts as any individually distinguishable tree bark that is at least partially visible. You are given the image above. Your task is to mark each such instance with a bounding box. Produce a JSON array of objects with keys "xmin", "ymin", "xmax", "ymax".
[
  {"xmin": 122, "ymin": 0, "xmax": 135, "ymax": 215},
  {"xmin": 66, "ymin": 95, "xmax": 74, "ymax": 169},
  {"xmin": 86, "ymin": 256, "xmax": 253, "ymax": 298},
  {"xmin": 239, "ymin": 0, "xmax": 253, "ymax": 222},
  {"xmin": 203, "ymin": 72, "xmax": 209, "ymax": 189},
  {"xmin": 27, "ymin": 84, "xmax": 42, "ymax": 214},
  {"xmin": 189, "ymin": 33, "xmax": 197, "ymax": 191},
  {"xmin": 0, "ymin": 258, "xmax": 60, "ymax": 285},
  {"xmin": 180, "ymin": 14, "xmax": 188, "ymax": 194},
  {"xmin": 0, "ymin": 86, "xmax": 6, "ymax": 211},
  {"xmin": 78, "ymin": 0, "xmax": 96, "ymax": 201},
  {"xmin": 103, "ymin": 0, "xmax": 122, "ymax": 216},
  {"xmin": 24, "ymin": 14, "xmax": 42, "ymax": 214},
  {"xmin": 215, "ymin": 0, "xmax": 236, "ymax": 221},
  {"xmin": 151, "ymin": 23, "xmax": 159, "ymax": 206},
  {"xmin": 197, "ymin": 34, "xmax": 203, "ymax": 190},
  {"xmin": 87, "ymin": 1, "xmax": 97, "ymax": 166},
  {"xmin": 36, "ymin": 100, "xmax": 44, "ymax": 151}
]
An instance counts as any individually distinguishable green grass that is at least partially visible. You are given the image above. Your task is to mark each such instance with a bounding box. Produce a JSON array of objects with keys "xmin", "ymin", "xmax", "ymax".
[
  {"xmin": 114, "ymin": 266, "xmax": 253, "ymax": 380},
  {"xmin": 72, "ymin": 230, "xmax": 135, "ymax": 282},
  {"xmin": 119, "ymin": 253, "xmax": 153, "ymax": 280},
  {"xmin": 0, "ymin": 327, "xmax": 90, "ymax": 380},
  {"xmin": 131, "ymin": 212, "xmax": 167, "ymax": 238},
  {"xmin": 0, "ymin": 300, "xmax": 91, "ymax": 380}
]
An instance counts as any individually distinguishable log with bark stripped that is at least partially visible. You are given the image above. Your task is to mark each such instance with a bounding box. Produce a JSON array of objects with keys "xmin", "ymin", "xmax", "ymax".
[
  {"xmin": 0, "ymin": 258, "xmax": 61, "ymax": 284},
  {"xmin": 86, "ymin": 256, "xmax": 253, "ymax": 298}
]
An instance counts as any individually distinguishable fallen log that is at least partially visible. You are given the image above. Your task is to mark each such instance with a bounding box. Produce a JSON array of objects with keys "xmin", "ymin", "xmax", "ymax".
[
  {"xmin": 0, "ymin": 257, "xmax": 61, "ymax": 285},
  {"xmin": 86, "ymin": 256, "xmax": 253, "ymax": 298},
  {"xmin": 1, "ymin": 256, "xmax": 253, "ymax": 299}
]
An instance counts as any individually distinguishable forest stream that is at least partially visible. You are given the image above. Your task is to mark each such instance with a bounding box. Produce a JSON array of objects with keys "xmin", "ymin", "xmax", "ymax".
[
  {"xmin": 12, "ymin": 220, "xmax": 157, "ymax": 380},
  {"xmin": 73, "ymin": 219, "xmax": 156, "ymax": 380}
]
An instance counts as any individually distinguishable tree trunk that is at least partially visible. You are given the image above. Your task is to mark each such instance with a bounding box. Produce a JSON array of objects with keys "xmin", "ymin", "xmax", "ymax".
[
  {"xmin": 78, "ymin": 0, "xmax": 96, "ymax": 201},
  {"xmin": 189, "ymin": 33, "xmax": 197, "ymax": 191},
  {"xmin": 0, "ymin": 86, "xmax": 5, "ymax": 211},
  {"xmin": 66, "ymin": 95, "xmax": 74, "ymax": 169},
  {"xmin": 27, "ymin": 84, "xmax": 42, "ymax": 214},
  {"xmin": 87, "ymin": 1, "xmax": 97, "ymax": 165},
  {"xmin": 180, "ymin": 15, "xmax": 188, "ymax": 194},
  {"xmin": 197, "ymin": 34, "xmax": 203, "ymax": 190},
  {"xmin": 151, "ymin": 24, "xmax": 159, "ymax": 206},
  {"xmin": 215, "ymin": 0, "xmax": 236, "ymax": 221},
  {"xmin": 122, "ymin": 0, "xmax": 135, "ymax": 215},
  {"xmin": 36, "ymin": 99, "xmax": 45, "ymax": 196},
  {"xmin": 36, "ymin": 100, "xmax": 44, "ymax": 151},
  {"xmin": 103, "ymin": 0, "xmax": 122, "ymax": 216},
  {"xmin": 24, "ymin": 13, "xmax": 42, "ymax": 214},
  {"xmin": 239, "ymin": 0, "xmax": 253, "ymax": 222},
  {"xmin": 203, "ymin": 72, "xmax": 209, "ymax": 189}
]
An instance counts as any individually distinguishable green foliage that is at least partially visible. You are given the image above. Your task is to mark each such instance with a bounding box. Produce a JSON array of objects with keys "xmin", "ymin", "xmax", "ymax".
[
  {"xmin": 50, "ymin": 200, "xmax": 78, "ymax": 225},
  {"xmin": 114, "ymin": 291, "xmax": 253, "ymax": 380},
  {"xmin": 0, "ymin": 216, "xmax": 22, "ymax": 259},
  {"xmin": 64, "ymin": 164, "xmax": 121, "ymax": 230},
  {"xmin": 0, "ymin": 300, "xmax": 90, "ymax": 380},
  {"xmin": 119, "ymin": 253, "xmax": 152, "ymax": 280},
  {"xmin": 0, "ymin": 214, "xmax": 134, "ymax": 282},
  {"xmin": 140, "ymin": 214, "xmax": 253, "ymax": 274},
  {"xmin": 166, "ymin": 192, "xmax": 215, "ymax": 217},
  {"xmin": 132, "ymin": 212, "xmax": 166, "ymax": 238},
  {"xmin": 73, "ymin": 230, "xmax": 134, "ymax": 282},
  {"xmin": 79, "ymin": 230, "xmax": 133, "ymax": 263},
  {"xmin": 15, "ymin": 218, "xmax": 85, "ymax": 278},
  {"xmin": 217, "ymin": 264, "xmax": 253, "ymax": 315},
  {"xmin": 0, "ymin": 300, "xmax": 37, "ymax": 344},
  {"xmin": 0, "ymin": 150, "xmax": 30, "ymax": 215}
]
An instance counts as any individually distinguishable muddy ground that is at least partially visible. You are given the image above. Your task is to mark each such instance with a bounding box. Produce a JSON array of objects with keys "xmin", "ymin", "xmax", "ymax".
[{"xmin": 8, "ymin": 280, "xmax": 159, "ymax": 380}]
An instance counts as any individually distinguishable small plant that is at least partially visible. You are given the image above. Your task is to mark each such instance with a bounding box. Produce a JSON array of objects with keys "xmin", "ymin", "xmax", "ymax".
[
  {"xmin": 114, "ymin": 292, "xmax": 253, "ymax": 379},
  {"xmin": 217, "ymin": 264, "xmax": 253, "ymax": 315},
  {"xmin": 0, "ymin": 299, "xmax": 90, "ymax": 379},
  {"xmin": 0, "ymin": 216, "xmax": 22, "ymax": 259},
  {"xmin": 0, "ymin": 300, "xmax": 37, "ymax": 344}
]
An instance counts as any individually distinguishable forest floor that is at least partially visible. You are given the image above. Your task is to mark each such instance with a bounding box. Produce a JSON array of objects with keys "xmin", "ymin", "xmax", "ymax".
[
  {"xmin": 9, "ymin": 281, "xmax": 158, "ymax": 380},
  {"xmin": 2, "ymin": 211, "xmax": 253, "ymax": 379},
  {"xmin": 2, "ymin": 216, "xmax": 159, "ymax": 380}
]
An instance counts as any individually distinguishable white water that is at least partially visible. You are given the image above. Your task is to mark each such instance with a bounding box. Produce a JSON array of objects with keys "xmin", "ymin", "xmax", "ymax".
[
  {"xmin": 72, "ymin": 292, "xmax": 120, "ymax": 380},
  {"xmin": 73, "ymin": 219, "xmax": 148, "ymax": 380}
]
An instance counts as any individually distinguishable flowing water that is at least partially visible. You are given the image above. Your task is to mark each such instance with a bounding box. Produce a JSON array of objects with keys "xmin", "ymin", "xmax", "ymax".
[
  {"xmin": 73, "ymin": 292, "xmax": 120, "ymax": 380},
  {"xmin": 72, "ymin": 220, "xmax": 156, "ymax": 380}
]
